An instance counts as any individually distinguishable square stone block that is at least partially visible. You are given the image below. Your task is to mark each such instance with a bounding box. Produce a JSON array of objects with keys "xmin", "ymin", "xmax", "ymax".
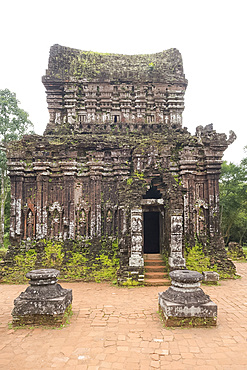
[
  {"xmin": 202, "ymin": 271, "xmax": 219, "ymax": 282},
  {"xmin": 171, "ymin": 216, "xmax": 183, "ymax": 234},
  {"xmin": 129, "ymin": 255, "xmax": 144, "ymax": 267},
  {"xmin": 168, "ymin": 256, "xmax": 186, "ymax": 269},
  {"xmin": 159, "ymin": 293, "xmax": 217, "ymax": 327},
  {"xmin": 170, "ymin": 234, "xmax": 182, "ymax": 251}
]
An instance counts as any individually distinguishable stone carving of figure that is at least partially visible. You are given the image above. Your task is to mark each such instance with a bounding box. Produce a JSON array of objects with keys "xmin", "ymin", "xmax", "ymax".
[
  {"xmin": 78, "ymin": 209, "xmax": 86, "ymax": 237},
  {"xmin": 106, "ymin": 209, "xmax": 113, "ymax": 235},
  {"xmin": 51, "ymin": 209, "xmax": 60, "ymax": 238},
  {"xmin": 132, "ymin": 235, "xmax": 142, "ymax": 252},
  {"xmin": 198, "ymin": 206, "xmax": 206, "ymax": 234},
  {"xmin": 132, "ymin": 216, "xmax": 142, "ymax": 233},
  {"xmin": 27, "ymin": 210, "xmax": 34, "ymax": 239}
]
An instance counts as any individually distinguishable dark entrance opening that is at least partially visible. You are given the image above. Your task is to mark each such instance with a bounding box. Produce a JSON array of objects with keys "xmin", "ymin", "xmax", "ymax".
[
  {"xmin": 143, "ymin": 185, "xmax": 161, "ymax": 199},
  {"xmin": 144, "ymin": 212, "xmax": 160, "ymax": 254},
  {"xmin": 113, "ymin": 115, "xmax": 119, "ymax": 123}
]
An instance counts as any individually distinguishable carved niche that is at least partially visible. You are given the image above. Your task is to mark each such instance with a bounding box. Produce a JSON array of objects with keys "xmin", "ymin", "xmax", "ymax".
[
  {"xmin": 47, "ymin": 202, "xmax": 63, "ymax": 239},
  {"xmin": 23, "ymin": 199, "xmax": 36, "ymax": 240},
  {"xmin": 76, "ymin": 201, "xmax": 91, "ymax": 238}
]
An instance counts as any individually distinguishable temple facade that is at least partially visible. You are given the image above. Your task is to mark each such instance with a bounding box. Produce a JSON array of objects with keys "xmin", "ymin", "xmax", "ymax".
[{"xmin": 7, "ymin": 44, "xmax": 236, "ymax": 281}]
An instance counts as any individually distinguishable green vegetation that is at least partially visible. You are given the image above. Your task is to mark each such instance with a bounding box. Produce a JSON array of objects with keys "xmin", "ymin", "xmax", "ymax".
[
  {"xmin": 51, "ymin": 46, "xmax": 183, "ymax": 83},
  {"xmin": 185, "ymin": 244, "xmax": 211, "ymax": 273},
  {"xmin": 148, "ymin": 62, "xmax": 155, "ymax": 71},
  {"xmin": 0, "ymin": 89, "xmax": 34, "ymax": 249},
  {"xmin": 185, "ymin": 243, "xmax": 235, "ymax": 279},
  {"xmin": 219, "ymin": 148, "xmax": 247, "ymax": 246},
  {"xmin": 0, "ymin": 246, "xmax": 7, "ymax": 260},
  {"xmin": 43, "ymin": 241, "xmax": 64, "ymax": 267},
  {"xmin": 2, "ymin": 238, "xmax": 119, "ymax": 284},
  {"xmin": 122, "ymin": 279, "xmax": 141, "ymax": 287},
  {"xmin": 227, "ymin": 244, "xmax": 247, "ymax": 262},
  {"xmin": 133, "ymin": 171, "xmax": 144, "ymax": 180},
  {"xmin": 2, "ymin": 247, "xmax": 37, "ymax": 283}
]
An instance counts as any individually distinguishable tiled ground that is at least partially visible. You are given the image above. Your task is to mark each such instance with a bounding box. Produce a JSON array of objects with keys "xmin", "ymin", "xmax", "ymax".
[{"xmin": 0, "ymin": 262, "xmax": 247, "ymax": 369}]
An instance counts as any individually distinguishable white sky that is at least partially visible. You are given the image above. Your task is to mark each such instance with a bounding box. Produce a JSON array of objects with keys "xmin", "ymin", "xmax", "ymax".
[{"xmin": 1, "ymin": 0, "xmax": 246, "ymax": 163}]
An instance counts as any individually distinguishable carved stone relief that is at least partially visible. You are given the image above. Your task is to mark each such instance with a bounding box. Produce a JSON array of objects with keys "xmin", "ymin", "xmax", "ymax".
[
  {"xmin": 169, "ymin": 214, "xmax": 186, "ymax": 269},
  {"xmin": 129, "ymin": 208, "xmax": 144, "ymax": 267}
]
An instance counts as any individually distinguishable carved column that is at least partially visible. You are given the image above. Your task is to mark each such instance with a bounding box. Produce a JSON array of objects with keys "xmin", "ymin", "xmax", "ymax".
[
  {"xmin": 42, "ymin": 175, "xmax": 49, "ymax": 238},
  {"xmin": 167, "ymin": 90, "xmax": 185, "ymax": 127},
  {"xmin": 129, "ymin": 208, "xmax": 144, "ymax": 267},
  {"xmin": 90, "ymin": 175, "xmax": 102, "ymax": 237},
  {"xmin": 11, "ymin": 175, "xmax": 24, "ymax": 239},
  {"xmin": 207, "ymin": 174, "xmax": 217, "ymax": 238},
  {"xmin": 36, "ymin": 174, "xmax": 42, "ymax": 239},
  {"xmin": 63, "ymin": 174, "xmax": 75, "ymax": 240},
  {"xmin": 169, "ymin": 210, "xmax": 186, "ymax": 269}
]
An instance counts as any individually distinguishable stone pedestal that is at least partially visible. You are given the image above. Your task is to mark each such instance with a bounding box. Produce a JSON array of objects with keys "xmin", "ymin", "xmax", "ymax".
[
  {"xmin": 202, "ymin": 271, "xmax": 219, "ymax": 284},
  {"xmin": 228, "ymin": 242, "xmax": 246, "ymax": 259},
  {"xmin": 12, "ymin": 269, "xmax": 72, "ymax": 326},
  {"xmin": 159, "ymin": 270, "xmax": 217, "ymax": 327}
]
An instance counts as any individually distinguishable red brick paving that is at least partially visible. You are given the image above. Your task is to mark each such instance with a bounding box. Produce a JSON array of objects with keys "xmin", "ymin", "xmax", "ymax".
[{"xmin": 0, "ymin": 262, "xmax": 247, "ymax": 369}]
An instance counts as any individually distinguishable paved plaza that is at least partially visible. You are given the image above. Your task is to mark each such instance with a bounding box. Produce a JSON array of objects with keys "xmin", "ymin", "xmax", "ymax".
[{"xmin": 0, "ymin": 262, "xmax": 247, "ymax": 369}]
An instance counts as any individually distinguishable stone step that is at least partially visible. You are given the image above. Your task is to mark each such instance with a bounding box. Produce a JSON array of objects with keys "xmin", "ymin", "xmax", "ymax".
[
  {"xmin": 144, "ymin": 253, "xmax": 170, "ymax": 286},
  {"xmin": 145, "ymin": 271, "xmax": 169, "ymax": 279},
  {"xmin": 144, "ymin": 260, "xmax": 166, "ymax": 266},
  {"xmin": 144, "ymin": 278, "xmax": 170, "ymax": 286},
  {"xmin": 144, "ymin": 254, "xmax": 163, "ymax": 260},
  {"xmin": 145, "ymin": 265, "xmax": 166, "ymax": 272}
]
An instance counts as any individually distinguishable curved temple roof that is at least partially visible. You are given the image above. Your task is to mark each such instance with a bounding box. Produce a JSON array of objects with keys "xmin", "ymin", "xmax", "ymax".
[{"xmin": 43, "ymin": 44, "xmax": 187, "ymax": 85}]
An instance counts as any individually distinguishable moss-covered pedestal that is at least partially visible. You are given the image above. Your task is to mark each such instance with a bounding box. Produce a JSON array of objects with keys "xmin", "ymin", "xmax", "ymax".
[
  {"xmin": 12, "ymin": 268, "xmax": 72, "ymax": 326},
  {"xmin": 159, "ymin": 270, "xmax": 217, "ymax": 327}
]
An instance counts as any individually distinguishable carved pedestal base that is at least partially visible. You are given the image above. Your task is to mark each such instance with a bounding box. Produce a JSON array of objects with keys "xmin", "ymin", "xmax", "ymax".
[
  {"xmin": 12, "ymin": 269, "xmax": 72, "ymax": 326},
  {"xmin": 159, "ymin": 270, "xmax": 217, "ymax": 327}
]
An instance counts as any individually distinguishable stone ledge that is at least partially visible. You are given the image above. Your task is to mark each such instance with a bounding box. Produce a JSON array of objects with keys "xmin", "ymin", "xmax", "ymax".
[
  {"xmin": 12, "ymin": 304, "xmax": 72, "ymax": 327},
  {"xmin": 158, "ymin": 305, "xmax": 217, "ymax": 327},
  {"xmin": 202, "ymin": 271, "xmax": 219, "ymax": 284},
  {"xmin": 158, "ymin": 270, "xmax": 217, "ymax": 327}
]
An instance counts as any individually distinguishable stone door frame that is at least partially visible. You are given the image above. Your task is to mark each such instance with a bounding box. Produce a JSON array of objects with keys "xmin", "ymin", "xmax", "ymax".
[
  {"xmin": 129, "ymin": 199, "xmax": 165, "ymax": 267},
  {"xmin": 129, "ymin": 200, "xmax": 186, "ymax": 269},
  {"xmin": 168, "ymin": 211, "xmax": 186, "ymax": 269}
]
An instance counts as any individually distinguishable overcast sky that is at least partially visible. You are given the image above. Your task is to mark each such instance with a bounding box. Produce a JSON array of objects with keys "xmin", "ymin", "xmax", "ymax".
[{"xmin": 1, "ymin": 0, "xmax": 246, "ymax": 163}]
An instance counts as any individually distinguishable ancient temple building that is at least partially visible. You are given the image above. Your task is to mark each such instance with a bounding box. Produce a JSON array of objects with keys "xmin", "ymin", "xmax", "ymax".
[{"xmin": 7, "ymin": 44, "xmax": 236, "ymax": 281}]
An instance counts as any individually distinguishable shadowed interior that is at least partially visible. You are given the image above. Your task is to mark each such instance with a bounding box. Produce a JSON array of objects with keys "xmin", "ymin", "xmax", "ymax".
[{"xmin": 144, "ymin": 212, "xmax": 160, "ymax": 254}]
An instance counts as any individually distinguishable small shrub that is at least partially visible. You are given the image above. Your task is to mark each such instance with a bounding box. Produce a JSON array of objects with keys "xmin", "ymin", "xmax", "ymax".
[
  {"xmin": 64, "ymin": 252, "xmax": 89, "ymax": 279},
  {"xmin": 91, "ymin": 254, "xmax": 119, "ymax": 282},
  {"xmin": 185, "ymin": 243, "xmax": 236, "ymax": 279},
  {"xmin": 0, "ymin": 248, "xmax": 7, "ymax": 260},
  {"xmin": 185, "ymin": 245, "xmax": 210, "ymax": 273},
  {"xmin": 122, "ymin": 278, "xmax": 140, "ymax": 287},
  {"xmin": 3, "ymin": 249, "xmax": 36, "ymax": 283},
  {"xmin": 43, "ymin": 240, "xmax": 64, "ymax": 267}
]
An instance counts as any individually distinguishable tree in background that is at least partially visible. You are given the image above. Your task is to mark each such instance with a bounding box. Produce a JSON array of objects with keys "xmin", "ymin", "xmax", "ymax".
[
  {"xmin": 219, "ymin": 149, "xmax": 247, "ymax": 246},
  {"xmin": 0, "ymin": 89, "xmax": 34, "ymax": 247}
]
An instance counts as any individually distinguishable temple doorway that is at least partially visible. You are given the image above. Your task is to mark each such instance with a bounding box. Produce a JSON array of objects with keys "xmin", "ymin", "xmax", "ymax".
[{"xmin": 144, "ymin": 211, "xmax": 160, "ymax": 253}]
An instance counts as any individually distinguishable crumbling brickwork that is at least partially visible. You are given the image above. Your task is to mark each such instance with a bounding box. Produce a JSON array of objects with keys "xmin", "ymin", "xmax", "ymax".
[{"xmin": 7, "ymin": 44, "xmax": 236, "ymax": 281}]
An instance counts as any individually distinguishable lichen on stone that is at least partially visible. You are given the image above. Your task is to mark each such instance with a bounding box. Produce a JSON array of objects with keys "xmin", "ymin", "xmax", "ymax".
[{"xmin": 45, "ymin": 44, "xmax": 187, "ymax": 84}]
